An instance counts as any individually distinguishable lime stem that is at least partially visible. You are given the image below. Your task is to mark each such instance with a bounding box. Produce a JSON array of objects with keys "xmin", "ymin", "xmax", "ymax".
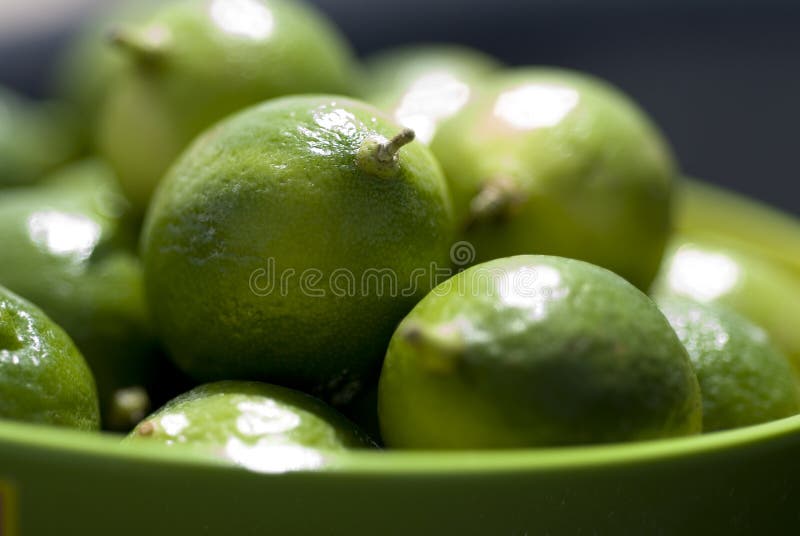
[{"xmin": 376, "ymin": 128, "xmax": 416, "ymax": 162}]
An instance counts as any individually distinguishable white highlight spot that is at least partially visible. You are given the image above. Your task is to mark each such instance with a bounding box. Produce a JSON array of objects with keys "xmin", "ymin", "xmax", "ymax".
[
  {"xmin": 493, "ymin": 83, "xmax": 580, "ymax": 130},
  {"xmin": 209, "ymin": 0, "xmax": 274, "ymax": 40}
]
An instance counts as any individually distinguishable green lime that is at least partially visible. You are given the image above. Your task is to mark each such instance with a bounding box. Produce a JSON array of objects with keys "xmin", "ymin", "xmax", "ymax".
[
  {"xmin": 142, "ymin": 95, "xmax": 454, "ymax": 402},
  {"xmin": 378, "ymin": 255, "xmax": 701, "ymax": 449},
  {"xmin": 658, "ymin": 296, "xmax": 799, "ymax": 432},
  {"xmin": 363, "ymin": 44, "xmax": 501, "ymax": 143},
  {"xmin": 430, "ymin": 68, "xmax": 676, "ymax": 290},
  {"xmin": 652, "ymin": 235, "xmax": 800, "ymax": 374},
  {"xmin": 0, "ymin": 160, "xmax": 172, "ymax": 430},
  {"xmin": 0, "ymin": 285, "xmax": 99, "ymax": 430},
  {"xmin": 128, "ymin": 381, "xmax": 374, "ymax": 470},
  {"xmin": 51, "ymin": 0, "xmax": 160, "ymax": 151},
  {"xmin": 0, "ymin": 86, "xmax": 79, "ymax": 188},
  {"xmin": 676, "ymin": 178, "xmax": 800, "ymax": 281},
  {"xmin": 98, "ymin": 0, "xmax": 360, "ymax": 214}
]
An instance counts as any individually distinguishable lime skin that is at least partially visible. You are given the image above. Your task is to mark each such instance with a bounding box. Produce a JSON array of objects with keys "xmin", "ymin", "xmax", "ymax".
[
  {"xmin": 659, "ymin": 296, "xmax": 799, "ymax": 432},
  {"xmin": 0, "ymin": 285, "xmax": 100, "ymax": 430},
  {"xmin": 378, "ymin": 255, "xmax": 702, "ymax": 449},
  {"xmin": 430, "ymin": 68, "xmax": 676, "ymax": 290},
  {"xmin": 97, "ymin": 0, "xmax": 360, "ymax": 214},
  {"xmin": 128, "ymin": 381, "xmax": 375, "ymax": 470},
  {"xmin": 142, "ymin": 95, "xmax": 454, "ymax": 403}
]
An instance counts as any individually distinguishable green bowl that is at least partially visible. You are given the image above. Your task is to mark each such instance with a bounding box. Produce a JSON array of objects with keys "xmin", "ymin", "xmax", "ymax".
[{"xmin": 1, "ymin": 413, "xmax": 799, "ymax": 534}]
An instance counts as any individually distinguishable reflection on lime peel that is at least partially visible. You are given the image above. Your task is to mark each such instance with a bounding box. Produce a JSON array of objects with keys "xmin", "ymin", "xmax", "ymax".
[
  {"xmin": 497, "ymin": 265, "xmax": 569, "ymax": 320},
  {"xmin": 224, "ymin": 438, "xmax": 327, "ymax": 473},
  {"xmin": 209, "ymin": 0, "xmax": 274, "ymax": 40},
  {"xmin": 236, "ymin": 400, "xmax": 301, "ymax": 435},
  {"xmin": 667, "ymin": 246, "xmax": 741, "ymax": 302},
  {"xmin": 493, "ymin": 84, "xmax": 579, "ymax": 130},
  {"xmin": 26, "ymin": 211, "xmax": 101, "ymax": 260},
  {"xmin": 395, "ymin": 72, "xmax": 472, "ymax": 143}
]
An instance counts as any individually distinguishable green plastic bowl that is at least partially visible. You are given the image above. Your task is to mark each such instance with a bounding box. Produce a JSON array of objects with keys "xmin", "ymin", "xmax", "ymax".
[{"xmin": 1, "ymin": 413, "xmax": 800, "ymax": 534}]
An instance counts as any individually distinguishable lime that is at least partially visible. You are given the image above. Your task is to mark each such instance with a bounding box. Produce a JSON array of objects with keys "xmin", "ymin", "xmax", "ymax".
[
  {"xmin": 659, "ymin": 296, "xmax": 799, "ymax": 431},
  {"xmin": 430, "ymin": 68, "xmax": 676, "ymax": 290},
  {"xmin": 363, "ymin": 44, "xmax": 501, "ymax": 143},
  {"xmin": 675, "ymin": 178, "xmax": 800, "ymax": 281},
  {"xmin": 0, "ymin": 160, "xmax": 170, "ymax": 430},
  {"xmin": 0, "ymin": 285, "xmax": 99, "ymax": 430},
  {"xmin": 128, "ymin": 381, "xmax": 374, "ymax": 470},
  {"xmin": 98, "ymin": 0, "xmax": 360, "ymax": 214},
  {"xmin": 51, "ymin": 0, "xmax": 160, "ymax": 151},
  {"xmin": 142, "ymin": 95, "xmax": 453, "ymax": 402},
  {"xmin": 0, "ymin": 86, "xmax": 78, "ymax": 188},
  {"xmin": 653, "ymin": 235, "xmax": 800, "ymax": 374},
  {"xmin": 378, "ymin": 255, "xmax": 701, "ymax": 449}
]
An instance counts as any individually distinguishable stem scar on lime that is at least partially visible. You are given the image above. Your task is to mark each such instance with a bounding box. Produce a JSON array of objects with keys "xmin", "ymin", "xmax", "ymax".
[
  {"xmin": 465, "ymin": 176, "xmax": 527, "ymax": 230},
  {"xmin": 399, "ymin": 321, "xmax": 464, "ymax": 375},
  {"xmin": 107, "ymin": 25, "xmax": 171, "ymax": 66},
  {"xmin": 356, "ymin": 127, "xmax": 416, "ymax": 178}
]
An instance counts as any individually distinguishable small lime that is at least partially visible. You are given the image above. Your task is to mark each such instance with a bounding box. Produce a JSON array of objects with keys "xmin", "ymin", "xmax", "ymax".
[
  {"xmin": 378, "ymin": 255, "xmax": 701, "ymax": 449},
  {"xmin": 0, "ymin": 285, "xmax": 99, "ymax": 430},
  {"xmin": 128, "ymin": 381, "xmax": 374, "ymax": 470},
  {"xmin": 659, "ymin": 296, "xmax": 799, "ymax": 431}
]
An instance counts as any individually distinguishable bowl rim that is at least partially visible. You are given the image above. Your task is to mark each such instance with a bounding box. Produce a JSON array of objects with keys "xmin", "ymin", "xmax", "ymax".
[{"xmin": 2, "ymin": 412, "xmax": 800, "ymax": 476}]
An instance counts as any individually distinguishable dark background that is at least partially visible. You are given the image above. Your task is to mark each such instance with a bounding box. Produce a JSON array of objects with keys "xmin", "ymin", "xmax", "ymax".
[{"xmin": 1, "ymin": 0, "xmax": 798, "ymax": 215}]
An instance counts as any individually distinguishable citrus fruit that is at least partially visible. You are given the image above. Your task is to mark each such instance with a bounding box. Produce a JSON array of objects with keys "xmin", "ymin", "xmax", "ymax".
[
  {"xmin": 430, "ymin": 68, "xmax": 676, "ymax": 289},
  {"xmin": 0, "ymin": 86, "xmax": 78, "ymax": 187},
  {"xmin": 142, "ymin": 95, "xmax": 454, "ymax": 403},
  {"xmin": 659, "ymin": 296, "xmax": 799, "ymax": 432},
  {"xmin": 675, "ymin": 178, "xmax": 800, "ymax": 280},
  {"xmin": 128, "ymin": 381, "xmax": 374, "ymax": 471},
  {"xmin": 0, "ymin": 160, "xmax": 170, "ymax": 429},
  {"xmin": 51, "ymin": 0, "xmax": 160, "ymax": 151},
  {"xmin": 0, "ymin": 285, "xmax": 99, "ymax": 430},
  {"xmin": 97, "ymin": 0, "xmax": 360, "ymax": 214},
  {"xmin": 653, "ymin": 235, "xmax": 800, "ymax": 373},
  {"xmin": 364, "ymin": 44, "xmax": 501, "ymax": 143},
  {"xmin": 378, "ymin": 255, "xmax": 702, "ymax": 449}
]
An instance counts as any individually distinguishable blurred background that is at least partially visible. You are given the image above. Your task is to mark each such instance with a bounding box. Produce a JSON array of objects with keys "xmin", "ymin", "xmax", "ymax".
[{"xmin": 0, "ymin": 0, "xmax": 798, "ymax": 215}]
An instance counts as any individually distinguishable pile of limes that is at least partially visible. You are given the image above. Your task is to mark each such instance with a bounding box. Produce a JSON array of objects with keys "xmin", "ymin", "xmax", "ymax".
[{"xmin": 1, "ymin": 0, "xmax": 798, "ymax": 464}]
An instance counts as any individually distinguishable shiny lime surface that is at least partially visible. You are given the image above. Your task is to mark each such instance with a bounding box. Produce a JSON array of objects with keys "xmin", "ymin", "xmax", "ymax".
[
  {"xmin": 430, "ymin": 68, "xmax": 676, "ymax": 289},
  {"xmin": 128, "ymin": 381, "xmax": 373, "ymax": 470},
  {"xmin": 142, "ymin": 95, "xmax": 453, "ymax": 401},
  {"xmin": 379, "ymin": 255, "xmax": 701, "ymax": 449},
  {"xmin": 653, "ymin": 235, "xmax": 800, "ymax": 373},
  {"xmin": 98, "ymin": 0, "xmax": 360, "ymax": 213},
  {"xmin": 364, "ymin": 44, "xmax": 501, "ymax": 143},
  {"xmin": 0, "ymin": 160, "xmax": 167, "ymax": 429},
  {"xmin": 0, "ymin": 286, "xmax": 99, "ymax": 430},
  {"xmin": 0, "ymin": 86, "xmax": 78, "ymax": 187},
  {"xmin": 659, "ymin": 297, "xmax": 800, "ymax": 432}
]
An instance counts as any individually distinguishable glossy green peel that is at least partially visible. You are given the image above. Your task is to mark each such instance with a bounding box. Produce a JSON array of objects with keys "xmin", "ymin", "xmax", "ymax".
[
  {"xmin": 430, "ymin": 68, "xmax": 676, "ymax": 289},
  {"xmin": 379, "ymin": 255, "xmax": 702, "ymax": 449},
  {"xmin": 142, "ymin": 95, "xmax": 454, "ymax": 401},
  {"xmin": 0, "ymin": 286, "xmax": 99, "ymax": 430},
  {"xmin": 128, "ymin": 381, "xmax": 374, "ymax": 470},
  {"xmin": 659, "ymin": 297, "xmax": 799, "ymax": 432},
  {"xmin": 98, "ymin": 0, "xmax": 360, "ymax": 214}
]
